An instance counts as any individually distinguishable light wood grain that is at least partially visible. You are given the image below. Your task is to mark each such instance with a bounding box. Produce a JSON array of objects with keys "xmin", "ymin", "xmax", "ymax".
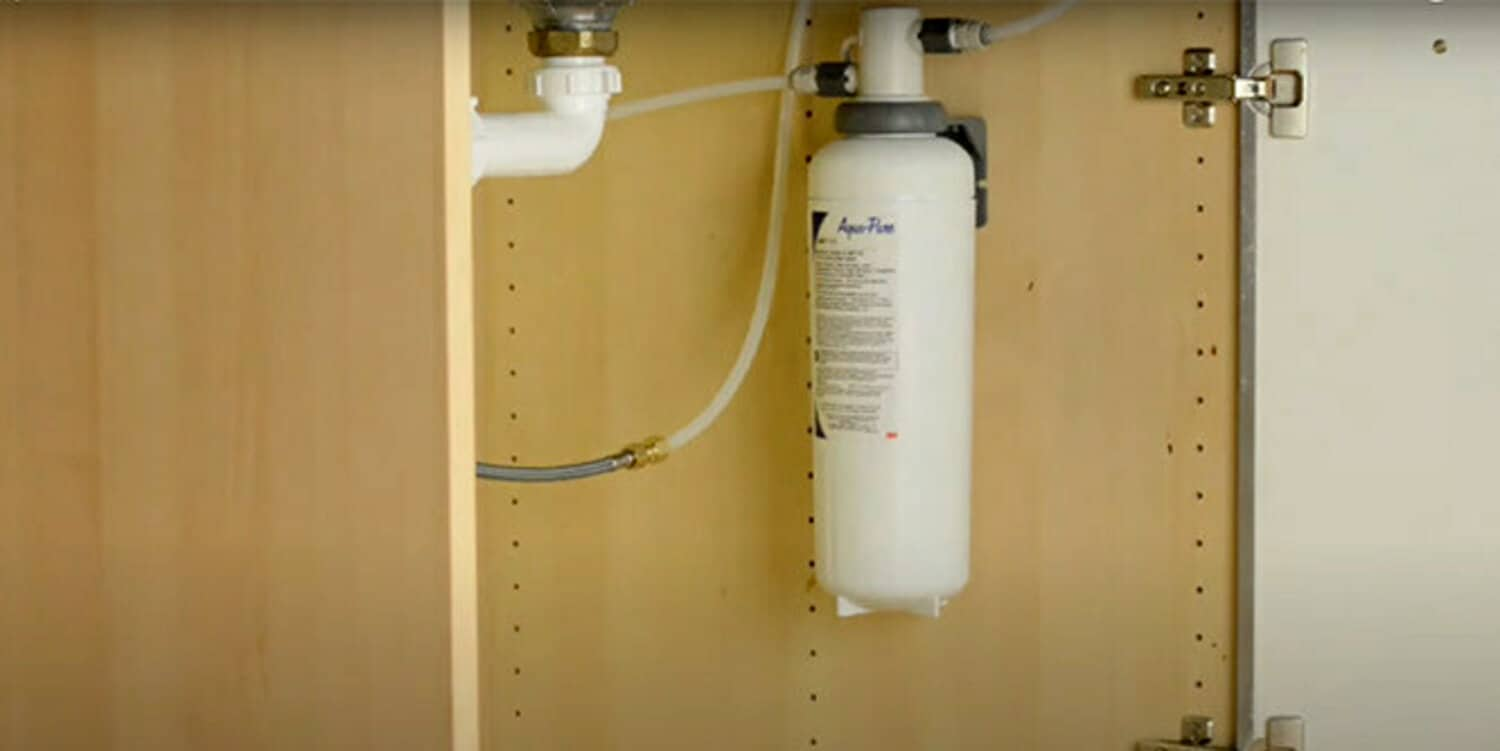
[
  {"xmin": 472, "ymin": 2, "xmax": 1238, "ymax": 749},
  {"xmin": 0, "ymin": 5, "xmax": 475, "ymax": 749},
  {"xmin": 445, "ymin": 3, "xmax": 481, "ymax": 751}
]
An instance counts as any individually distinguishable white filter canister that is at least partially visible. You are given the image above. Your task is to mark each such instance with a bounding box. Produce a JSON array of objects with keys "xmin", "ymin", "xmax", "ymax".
[{"xmin": 808, "ymin": 133, "xmax": 975, "ymax": 618}]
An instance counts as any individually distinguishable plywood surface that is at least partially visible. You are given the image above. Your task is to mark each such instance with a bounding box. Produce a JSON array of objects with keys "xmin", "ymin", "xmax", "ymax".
[
  {"xmin": 473, "ymin": 3, "xmax": 1238, "ymax": 749},
  {"xmin": 0, "ymin": 6, "xmax": 474, "ymax": 749}
]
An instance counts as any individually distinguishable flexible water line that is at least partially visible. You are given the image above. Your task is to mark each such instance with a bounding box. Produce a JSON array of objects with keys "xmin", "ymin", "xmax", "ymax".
[
  {"xmin": 665, "ymin": 0, "xmax": 810, "ymax": 453},
  {"xmin": 477, "ymin": 452, "xmax": 634, "ymax": 483},
  {"xmin": 476, "ymin": 0, "xmax": 811, "ymax": 483},
  {"xmin": 980, "ymin": 0, "xmax": 1080, "ymax": 45},
  {"xmin": 608, "ymin": 76, "xmax": 787, "ymax": 121}
]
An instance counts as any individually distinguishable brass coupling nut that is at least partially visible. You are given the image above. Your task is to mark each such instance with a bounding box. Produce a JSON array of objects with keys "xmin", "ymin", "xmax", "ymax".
[
  {"xmin": 624, "ymin": 435, "xmax": 669, "ymax": 470},
  {"xmin": 528, "ymin": 29, "xmax": 620, "ymax": 58}
]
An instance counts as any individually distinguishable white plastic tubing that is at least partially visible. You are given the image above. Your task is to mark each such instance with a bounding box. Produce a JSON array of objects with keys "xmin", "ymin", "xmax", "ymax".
[
  {"xmin": 609, "ymin": 76, "xmax": 787, "ymax": 121},
  {"xmin": 982, "ymin": 0, "xmax": 1080, "ymax": 44},
  {"xmin": 662, "ymin": 0, "xmax": 811, "ymax": 452}
]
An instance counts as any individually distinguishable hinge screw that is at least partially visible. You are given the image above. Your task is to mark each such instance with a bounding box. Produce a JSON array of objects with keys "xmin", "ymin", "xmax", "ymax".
[
  {"xmin": 1183, "ymin": 102, "xmax": 1217, "ymax": 128},
  {"xmin": 1180, "ymin": 715, "xmax": 1215, "ymax": 746}
]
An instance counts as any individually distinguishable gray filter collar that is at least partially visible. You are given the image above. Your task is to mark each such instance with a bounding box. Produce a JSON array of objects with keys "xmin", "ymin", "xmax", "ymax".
[{"xmin": 834, "ymin": 101, "xmax": 948, "ymax": 135}]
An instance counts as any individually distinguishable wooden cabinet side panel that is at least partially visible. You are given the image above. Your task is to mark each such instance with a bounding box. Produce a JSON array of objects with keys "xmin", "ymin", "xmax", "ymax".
[{"xmin": 1, "ymin": 6, "xmax": 464, "ymax": 749}]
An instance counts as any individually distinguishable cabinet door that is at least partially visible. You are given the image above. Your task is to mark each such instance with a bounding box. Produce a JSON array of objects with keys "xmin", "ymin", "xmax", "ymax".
[{"xmin": 1247, "ymin": 5, "xmax": 1500, "ymax": 748}]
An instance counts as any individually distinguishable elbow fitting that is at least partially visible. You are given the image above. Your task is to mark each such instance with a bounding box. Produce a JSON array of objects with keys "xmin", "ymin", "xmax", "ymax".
[
  {"xmin": 471, "ymin": 107, "xmax": 607, "ymax": 181},
  {"xmin": 471, "ymin": 59, "xmax": 622, "ymax": 182}
]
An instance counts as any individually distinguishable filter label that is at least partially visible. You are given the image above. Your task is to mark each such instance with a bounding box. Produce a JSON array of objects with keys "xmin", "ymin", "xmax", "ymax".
[{"xmin": 810, "ymin": 204, "xmax": 900, "ymax": 438}]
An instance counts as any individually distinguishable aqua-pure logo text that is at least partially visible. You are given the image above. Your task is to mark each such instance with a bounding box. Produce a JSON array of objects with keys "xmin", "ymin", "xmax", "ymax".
[{"xmin": 836, "ymin": 216, "xmax": 896, "ymax": 238}]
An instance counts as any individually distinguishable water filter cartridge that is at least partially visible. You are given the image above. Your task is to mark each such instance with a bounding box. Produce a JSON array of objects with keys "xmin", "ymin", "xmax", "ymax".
[{"xmin": 809, "ymin": 128, "xmax": 976, "ymax": 618}]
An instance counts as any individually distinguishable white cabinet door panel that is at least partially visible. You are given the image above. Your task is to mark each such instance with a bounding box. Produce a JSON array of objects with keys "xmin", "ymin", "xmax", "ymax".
[{"xmin": 1251, "ymin": 4, "xmax": 1500, "ymax": 749}]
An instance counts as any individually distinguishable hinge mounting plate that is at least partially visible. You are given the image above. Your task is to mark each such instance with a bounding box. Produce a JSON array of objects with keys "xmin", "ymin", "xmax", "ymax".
[
  {"xmin": 1135, "ymin": 39, "xmax": 1309, "ymax": 138},
  {"xmin": 1137, "ymin": 715, "xmax": 1223, "ymax": 751},
  {"xmin": 1136, "ymin": 714, "xmax": 1307, "ymax": 751}
]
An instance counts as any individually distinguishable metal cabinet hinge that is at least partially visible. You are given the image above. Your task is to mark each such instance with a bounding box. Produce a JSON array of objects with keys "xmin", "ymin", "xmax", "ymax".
[
  {"xmin": 1137, "ymin": 715, "xmax": 1307, "ymax": 751},
  {"xmin": 1135, "ymin": 39, "xmax": 1309, "ymax": 138}
]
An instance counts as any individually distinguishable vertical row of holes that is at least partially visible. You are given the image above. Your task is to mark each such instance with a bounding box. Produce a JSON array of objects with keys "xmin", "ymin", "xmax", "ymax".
[
  {"xmin": 507, "ymin": 187, "xmax": 524, "ymax": 720},
  {"xmin": 507, "ymin": 188, "xmax": 524, "ymax": 723},
  {"xmin": 805, "ymin": 135, "xmax": 821, "ymax": 750},
  {"xmin": 501, "ymin": 0, "xmax": 524, "ymax": 698},
  {"xmin": 1190, "ymin": 5, "xmax": 1212, "ymax": 699},
  {"xmin": 804, "ymin": 17, "xmax": 820, "ymax": 750},
  {"xmin": 510, "ymin": 307, "xmax": 524, "ymax": 736},
  {"xmin": 503, "ymin": 20, "xmax": 523, "ymax": 690}
]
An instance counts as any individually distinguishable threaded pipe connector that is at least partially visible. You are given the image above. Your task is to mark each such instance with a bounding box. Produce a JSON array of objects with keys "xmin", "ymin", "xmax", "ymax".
[
  {"xmin": 624, "ymin": 435, "xmax": 669, "ymax": 470},
  {"xmin": 528, "ymin": 29, "xmax": 620, "ymax": 58}
]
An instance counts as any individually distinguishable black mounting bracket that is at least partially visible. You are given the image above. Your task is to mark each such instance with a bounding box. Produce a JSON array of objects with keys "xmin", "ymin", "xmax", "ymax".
[{"xmin": 939, "ymin": 117, "xmax": 989, "ymax": 228}]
